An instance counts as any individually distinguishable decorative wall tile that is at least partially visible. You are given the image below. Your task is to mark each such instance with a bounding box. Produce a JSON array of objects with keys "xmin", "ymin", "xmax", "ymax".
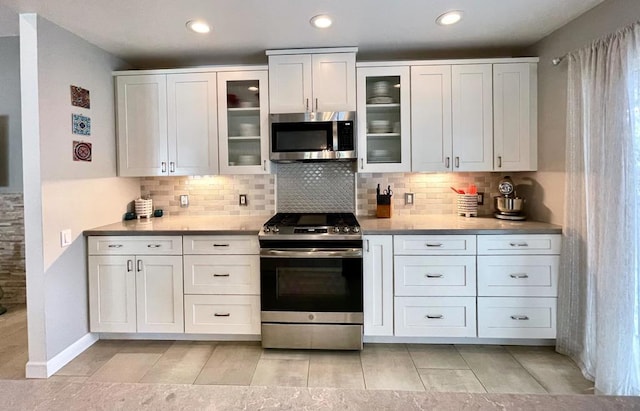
[
  {"xmin": 140, "ymin": 174, "xmax": 276, "ymax": 216},
  {"xmin": 0, "ymin": 193, "xmax": 26, "ymax": 304},
  {"xmin": 276, "ymin": 162, "xmax": 356, "ymax": 213}
]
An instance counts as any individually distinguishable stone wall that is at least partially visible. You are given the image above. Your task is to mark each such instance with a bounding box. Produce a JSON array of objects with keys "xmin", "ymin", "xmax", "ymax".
[{"xmin": 0, "ymin": 193, "xmax": 25, "ymax": 304}]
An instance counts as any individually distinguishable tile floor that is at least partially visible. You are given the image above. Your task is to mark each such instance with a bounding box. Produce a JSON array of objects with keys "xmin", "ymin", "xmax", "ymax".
[{"xmin": 1, "ymin": 306, "xmax": 594, "ymax": 395}]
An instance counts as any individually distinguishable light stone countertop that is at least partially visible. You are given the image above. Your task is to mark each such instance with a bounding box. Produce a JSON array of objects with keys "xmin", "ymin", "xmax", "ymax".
[
  {"xmin": 83, "ymin": 215, "xmax": 273, "ymax": 236},
  {"xmin": 358, "ymin": 214, "xmax": 562, "ymax": 235},
  {"xmin": 84, "ymin": 214, "xmax": 561, "ymax": 236}
]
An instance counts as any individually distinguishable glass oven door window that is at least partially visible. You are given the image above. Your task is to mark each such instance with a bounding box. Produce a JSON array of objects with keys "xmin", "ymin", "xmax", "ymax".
[{"xmin": 261, "ymin": 257, "xmax": 363, "ymax": 312}]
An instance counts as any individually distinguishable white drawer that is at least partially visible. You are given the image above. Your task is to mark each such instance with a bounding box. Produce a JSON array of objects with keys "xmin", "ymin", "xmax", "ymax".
[
  {"xmin": 394, "ymin": 296, "xmax": 477, "ymax": 337},
  {"xmin": 183, "ymin": 235, "xmax": 259, "ymax": 255},
  {"xmin": 394, "ymin": 256, "xmax": 476, "ymax": 297},
  {"xmin": 477, "ymin": 234, "xmax": 561, "ymax": 255},
  {"xmin": 477, "ymin": 256, "xmax": 559, "ymax": 297},
  {"xmin": 183, "ymin": 255, "xmax": 260, "ymax": 295},
  {"xmin": 184, "ymin": 295, "xmax": 260, "ymax": 334},
  {"xmin": 394, "ymin": 235, "xmax": 476, "ymax": 256},
  {"xmin": 88, "ymin": 236, "xmax": 182, "ymax": 255},
  {"xmin": 477, "ymin": 297, "xmax": 557, "ymax": 339}
]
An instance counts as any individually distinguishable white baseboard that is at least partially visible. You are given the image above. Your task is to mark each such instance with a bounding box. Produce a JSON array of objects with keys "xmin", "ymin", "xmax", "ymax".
[
  {"xmin": 363, "ymin": 335, "xmax": 556, "ymax": 345},
  {"xmin": 25, "ymin": 333, "xmax": 98, "ymax": 379}
]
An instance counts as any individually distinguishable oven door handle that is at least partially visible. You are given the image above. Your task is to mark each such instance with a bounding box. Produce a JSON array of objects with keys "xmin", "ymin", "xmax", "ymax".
[{"xmin": 260, "ymin": 248, "xmax": 363, "ymax": 258}]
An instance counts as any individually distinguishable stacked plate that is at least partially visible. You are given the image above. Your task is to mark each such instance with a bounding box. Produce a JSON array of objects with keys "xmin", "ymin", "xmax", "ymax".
[
  {"xmin": 237, "ymin": 154, "xmax": 259, "ymax": 165},
  {"xmin": 367, "ymin": 81, "xmax": 394, "ymax": 104},
  {"xmin": 369, "ymin": 120, "xmax": 391, "ymax": 133}
]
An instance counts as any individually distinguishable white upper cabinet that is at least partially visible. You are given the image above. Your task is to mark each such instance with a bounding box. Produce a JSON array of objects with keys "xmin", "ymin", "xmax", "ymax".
[
  {"xmin": 217, "ymin": 70, "xmax": 270, "ymax": 174},
  {"xmin": 411, "ymin": 63, "xmax": 494, "ymax": 172},
  {"xmin": 357, "ymin": 66, "xmax": 411, "ymax": 172},
  {"xmin": 411, "ymin": 65, "xmax": 452, "ymax": 172},
  {"xmin": 117, "ymin": 75, "xmax": 168, "ymax": 177},
  {"xmin": 167, "ymin": 73, "xmax": 219, "ymax": 176},
  {"xmin": 117, "ymin": 72, "xmax": 218, "ymax": 177},
  {"xmin": 451, "ymin": 64, "xmax": 494, "ymax": 171},
  {"xmin": 493, "ymin": 63, "xmax": 538, "ymax": 171},
  {"xmin": 268, "ymin": 50, "xmax": 356, "ymax": 113}
]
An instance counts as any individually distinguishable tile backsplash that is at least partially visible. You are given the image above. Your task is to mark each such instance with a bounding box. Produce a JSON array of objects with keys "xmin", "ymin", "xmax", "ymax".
[
  {"xmin": 140, "ymin": 170, "xmax": 530, "ymax": 218},
  {"xmin": 276, "ymin": 162, "xmax": 356, "ymax": 213},
  {"xmin": 140, "ymin": 174, "xmax": 275, "ymax": 216}
]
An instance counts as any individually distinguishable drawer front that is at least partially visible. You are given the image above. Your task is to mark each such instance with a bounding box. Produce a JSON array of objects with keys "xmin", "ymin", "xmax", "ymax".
[
  {"xmin": 183, "ymin": 255, "xmax": 260, "ymax": 295},
  {"xmin": 394, "ymin": 256, "xmax": 476, "ymax": 297},
  {"xmin": 477, "ymin": 297, "xmax": 557, "ymax": 338},
  {"xmin": 184, "ymin": 295, "xmax": 260, "ymax": 334},
  {"xmin": 477, "ymin": 255, "xmax": 559, "ymax": 297},
  {"xmin": 183, "ymin": 235, "xmax": 259, "ymax": 255},
  {"xmin": 477, "ymin": 234, "xmax": 561, "ymax": 255},
  {"xmin": 394, "ymin": 296, "xmax": 476, "ymax": 337},
  {"xmin": 88, "ymin": 236, "xmax": 182, "ymax": 255},
  {"xmin": 394, "ymin": 235, "xmax": 476, "ymax": 255}
]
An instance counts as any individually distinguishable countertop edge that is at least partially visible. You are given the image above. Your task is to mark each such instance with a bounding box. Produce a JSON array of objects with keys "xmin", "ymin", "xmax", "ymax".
[
  {"xmin": 83, "ymin": 229, "xmax": 261, "ymax": 236},
  {"xmin": 361, "ymin": 228, "xmax": 562, "ymax": 235}
]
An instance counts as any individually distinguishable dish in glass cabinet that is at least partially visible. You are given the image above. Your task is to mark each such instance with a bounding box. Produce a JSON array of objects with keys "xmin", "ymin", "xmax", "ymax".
[{"xmin": 367, "ymin": 96, "xmax": 394, "ymax": 104}]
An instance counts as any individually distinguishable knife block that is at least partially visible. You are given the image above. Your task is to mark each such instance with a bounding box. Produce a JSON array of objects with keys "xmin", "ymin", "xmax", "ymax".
[{"xmin": 376, "ymin": 194, "xmax": 392, "ymax": 218}]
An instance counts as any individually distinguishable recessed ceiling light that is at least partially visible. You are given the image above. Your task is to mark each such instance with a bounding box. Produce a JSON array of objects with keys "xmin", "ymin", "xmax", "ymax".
[
  {"xmin": 436, "ymin": 11, "xmax": 463, "ymax": 26},
  {"xmin": 186, "ymin": 20, "xmax": 211, "ymax": 34},
  {"xmin": 310, "ymin": 14, "xmax": 332, "ymax": 29}
]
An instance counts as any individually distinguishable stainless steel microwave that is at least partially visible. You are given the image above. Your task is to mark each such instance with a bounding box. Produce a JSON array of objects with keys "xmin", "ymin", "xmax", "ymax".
[{"xmin": 270, "ymin": 111, "xmax": 356, "ymax": 162}]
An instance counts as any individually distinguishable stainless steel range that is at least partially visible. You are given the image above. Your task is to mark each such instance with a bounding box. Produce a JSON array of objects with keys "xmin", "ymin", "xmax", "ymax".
[{"xmin": 259, "ymin": 213, "xmax": 363, "ymax": 350}]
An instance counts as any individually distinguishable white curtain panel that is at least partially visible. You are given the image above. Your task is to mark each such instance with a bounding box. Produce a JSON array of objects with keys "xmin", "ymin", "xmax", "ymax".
[{"xmin": 559, "ymin": 22, "xmax": 640, "ymax": 396}]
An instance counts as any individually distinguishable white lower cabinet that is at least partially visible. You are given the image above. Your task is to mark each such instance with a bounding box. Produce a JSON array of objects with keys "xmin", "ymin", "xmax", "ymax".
[
  {"xmin": 477, "ymin": 297, "xmax": 557, "ymax": 338},
  {"xmin": 88, "ymin": 236, "xmax": 184, "ymax": 333},
  {"xmin": 477, "ymin": 234, "xmax": 561, "ymax": 339},
  {"xmin": 184, "ymin": 295, "xmax": 261, "ymax": 334},
  {"xmin": 182, "ymin": 235, "xmax": 260, "ymax": 334},
  {"xmin": 395, "ymin": 296, "xmax": 477, "ymax": 337},
  {"xmin": 394, "ymin": 255, "xmax": 476, "ymax": 297},
  {"xmin": 363, "ymin": 235, "xmax": 394, "ymax": 336}
]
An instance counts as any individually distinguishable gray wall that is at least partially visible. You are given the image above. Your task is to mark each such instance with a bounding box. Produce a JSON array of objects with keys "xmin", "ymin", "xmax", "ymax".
[
  {"xmin": 523, "ymin": 0, "xmax": 640, "ymax": 224},
  {"xmin": 20, "ymin": 13, "xmax": 140, "ymax": 371},
  {"xmin": 0, "ymin": 36, "xmax": 22, "ymax": 192}
]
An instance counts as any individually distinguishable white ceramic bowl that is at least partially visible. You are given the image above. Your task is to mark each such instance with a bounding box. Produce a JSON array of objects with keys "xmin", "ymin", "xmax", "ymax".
[
  {"xmin": 238, "ymin": 123, "xmax": 259, "ymax": 136},
  {"xmin": 237, "ymin": 154, "xmax": 258, "ymax": 165}
]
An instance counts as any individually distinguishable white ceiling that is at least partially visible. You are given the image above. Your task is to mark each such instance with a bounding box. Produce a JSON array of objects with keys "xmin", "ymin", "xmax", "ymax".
[{"xmin": 0, "ymin": 0, "xmax": 605, "ymax": 68}]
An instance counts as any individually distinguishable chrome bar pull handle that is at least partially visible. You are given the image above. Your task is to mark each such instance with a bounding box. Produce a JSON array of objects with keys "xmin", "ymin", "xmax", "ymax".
[
  {"xmin": 147, "ymin": 244, "xmax": 162, "ymax": 248},
  {"xmin": 511, "ymin": 315, "xmax": 530, "ymax": 321},
  {"xmin": 510, "ymin": 273, "xmax": 529, "ymax": 279},
  {"xmin": 137, "ymin": 259, "xmax": 143, "ymax": 272},
  {"xmin": 213, "ymin": 243, "xmax": 230, "ymax": 248},
  {"xmin": 426, "ymin": 314, "xmax": 444, "ymax": 319},
  {"xmin": 263, "ymin": 160, "xmax": 267, "ymax": 171},
  {"xmin": 213, "ymin": 273, "xmax": 230, "ymax": 277},
  {"xmin": 306, "ymin": 98, "xmax": 309, "ymax": 111},
  {"xmin": 214, "ymin": 313, "xmax": 230, "ymax": 317},
  {"xmin": 426, "ymin": 273, "xmax": 444, "ymax": 278},
  {"xmin": 360, "ymin": 158, "xmax": 364, "ymax": 169},
  {"xmin": 107, "ymin": 244, "xmax": 123, "ymax": 248},
  {"xmin": 425, "ymin": 243, "xmax": 443, "ymax": 247},
  {"xmin": 161, "ymin": 162, "xmax": 167, "ymax": 173},
  {"xmin": 127, "ymin": 260, "xmax": 133, "ymax": 272},
  {"xmin": 445, "ymin": 157, "xmax": 450, "ymax": 168},
  {"xmin": 170, "ymin": 162, "xmax": 175, "ymax": 173},
  {"xmin": 366, "ymin": 239, "xmax": 370, "ymax": 252},
  {"xmin": 315, "ymin": 98, "xmax": 318, "ymax": 111},
  {"xmin": 455, "ymin": 156, "xmax": 460, "ymax": 168},
  {"xmin": 497, "ymin": 156, "xmax": 502, "ymax": 168},
  {"xmin": 509, "ymin": 242, "xmax": 529, "ymax": 247}
]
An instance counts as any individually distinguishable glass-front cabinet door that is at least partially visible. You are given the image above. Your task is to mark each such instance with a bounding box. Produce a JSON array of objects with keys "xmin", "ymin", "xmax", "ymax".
[
  {"xmin": 218, "ymin": 70, "xmax": 270, "ymax": 174},
  {"xmin": 356, "ymin": 66, "xmax": 411, "ymax": 172}
]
